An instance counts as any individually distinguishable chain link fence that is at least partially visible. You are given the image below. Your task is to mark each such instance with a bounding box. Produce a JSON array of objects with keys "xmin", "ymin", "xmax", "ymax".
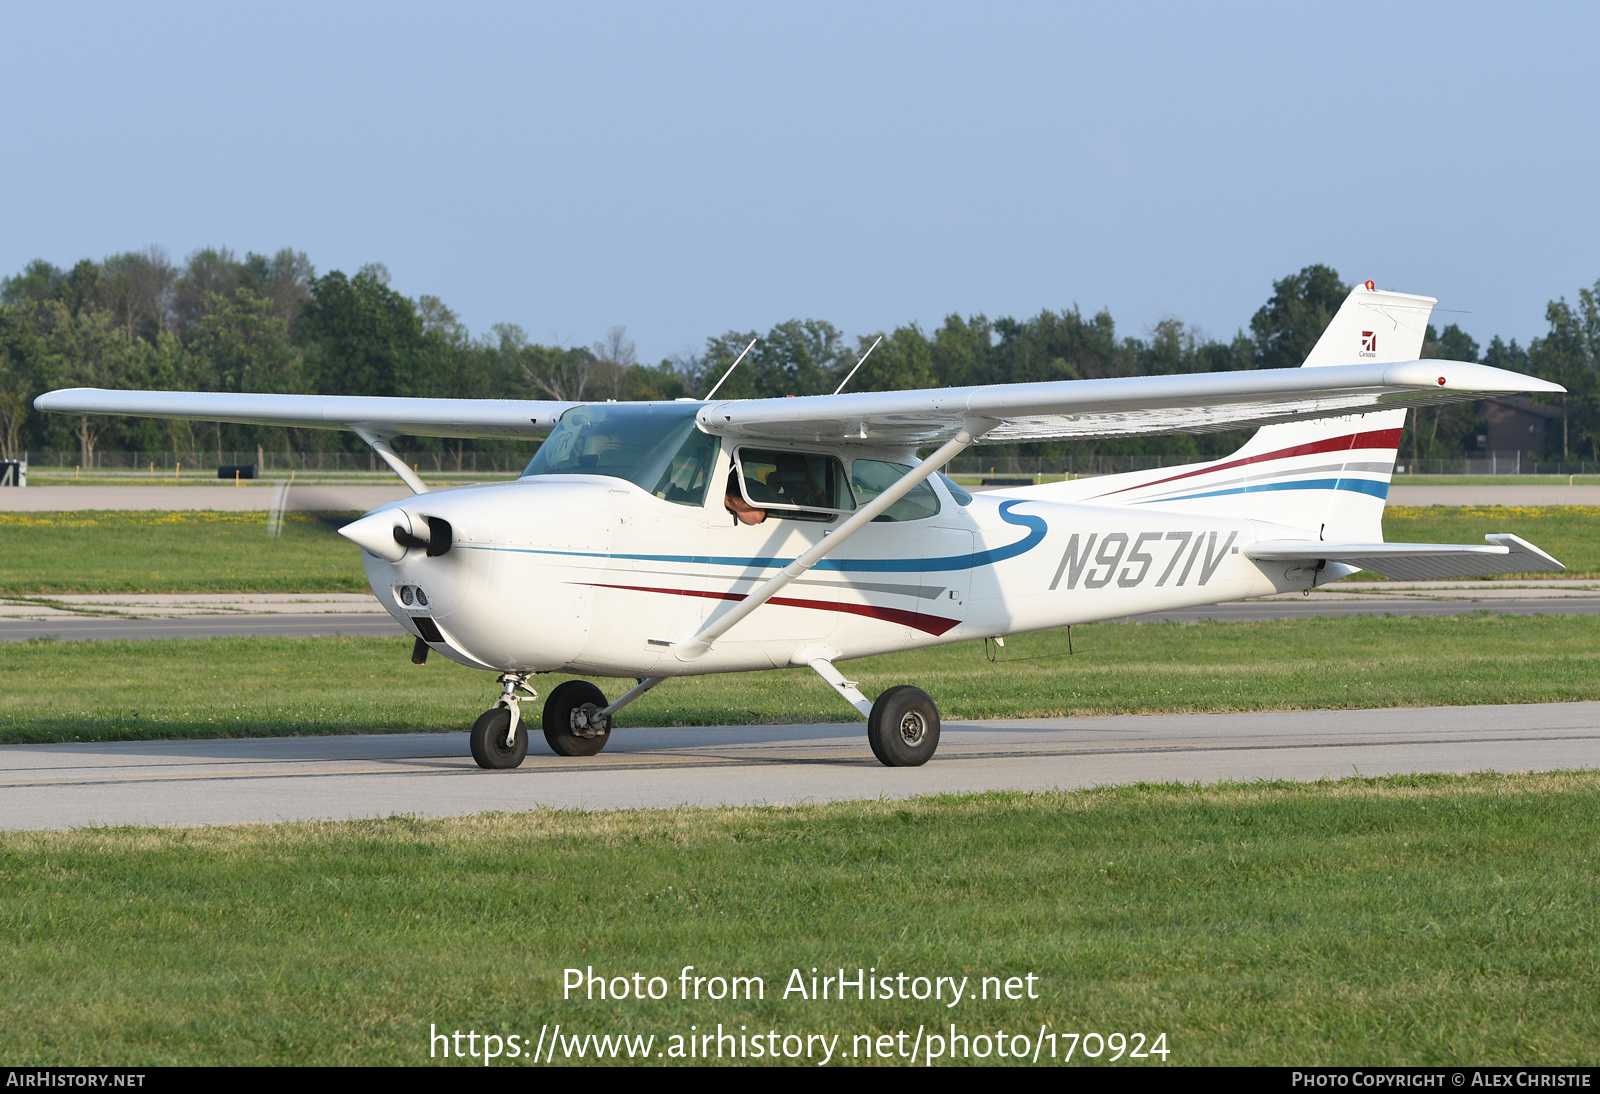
[
  {"xmin": 945, "ymin": 452, "xmax": 1600, "ymax": 478},
  {"xmin": 18, "ymin": 449, "xmax": 1600, "ymax": 478},
  {"xmin": 19, "ymin": 450, "xmax": 536, "ymax": 474}
]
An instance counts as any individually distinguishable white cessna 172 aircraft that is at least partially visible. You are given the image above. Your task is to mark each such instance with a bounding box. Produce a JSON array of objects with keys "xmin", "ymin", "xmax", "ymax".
[{"xmin": 36, "ymin": 283, "xmax": 1566, "ymax": 768}]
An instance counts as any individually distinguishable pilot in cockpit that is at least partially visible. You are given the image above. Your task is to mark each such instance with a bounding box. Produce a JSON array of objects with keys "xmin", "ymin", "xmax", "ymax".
[{"xmin": 771, "ymin": 453, "xmax": 827, "ymax": 508}]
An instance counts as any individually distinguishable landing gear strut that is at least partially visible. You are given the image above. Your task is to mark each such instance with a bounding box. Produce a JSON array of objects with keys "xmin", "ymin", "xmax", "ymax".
[
  {"xmin": 469, "ymin": 673, "xmax": 535, "ymax": 769},
  {"xmin": 805, "ymin": 655, "xmax": 942, "ymax": 767},
  {"xmin": 469, "ymin": 674, "xmax": 665, "ymax": 766}
]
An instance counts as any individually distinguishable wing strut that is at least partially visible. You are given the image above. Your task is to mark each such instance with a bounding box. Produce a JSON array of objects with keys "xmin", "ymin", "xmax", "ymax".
[
  {"xmin": 352, "ymin": 426, "xmax": 429, "ymax": 495},
  {"xmin": 673, "ymin": 420, "xmax": 991, "ymax": 662}
]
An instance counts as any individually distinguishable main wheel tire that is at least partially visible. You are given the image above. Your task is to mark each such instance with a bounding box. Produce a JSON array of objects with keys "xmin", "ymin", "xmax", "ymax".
[
  {"xmin": 470, "ymin": 706, "xmax": 528, "ymax": 769},
  {"xmin": 542, "ymin": 680, "xmax": 611, "ymax": 757},
  {"xmin": 867, "ymin": 685, "xmax": 940, "ymax": 767}
]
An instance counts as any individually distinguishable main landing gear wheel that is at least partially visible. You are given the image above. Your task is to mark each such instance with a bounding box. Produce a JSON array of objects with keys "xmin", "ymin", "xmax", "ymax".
[
  {"xmin": 867, "ymin": 685, "xmax": 940, "ymax": 767},
  {"xmin": 470, "ymin": 707, "xmax": 528, "ymax": 770},
  {"xmin": 543, "ymin": 680, "xmax": 611, "ymax": 757}
]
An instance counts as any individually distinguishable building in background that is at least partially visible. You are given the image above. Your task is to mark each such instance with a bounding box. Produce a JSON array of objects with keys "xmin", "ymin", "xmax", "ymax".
[{"xmin": 1475, "ymin": 396, "xmax": 1561, "ymax": 458}]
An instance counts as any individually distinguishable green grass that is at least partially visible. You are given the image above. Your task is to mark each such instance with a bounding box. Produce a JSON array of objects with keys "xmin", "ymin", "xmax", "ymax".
[
  {"xmin": 1376, "ymin": 505, "xmax": 1600, "ymax": 577},
  {"xmin": 1394, "ymin": 475, "xmax": 1600, "ymax": 486},
  {"xmin": 3, "ymin": 774, "xmax": 1598, "ymax": 1065},
  {"xmin": 0, "ymin": 510, "xmax": 366, "ymax": 594},
  {"xmin": 5, "ymin": 613, "xmax": 1600, "ymax": 745}
]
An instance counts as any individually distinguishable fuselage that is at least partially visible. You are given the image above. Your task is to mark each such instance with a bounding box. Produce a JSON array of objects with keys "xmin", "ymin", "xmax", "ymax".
[{"xmin": 361, "ymin": 443, "xmax": 1326, "ymax": 679}]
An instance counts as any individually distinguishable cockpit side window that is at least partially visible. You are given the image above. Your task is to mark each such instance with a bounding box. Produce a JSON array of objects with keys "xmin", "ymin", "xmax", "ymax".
[
  {"xmin": 734, "ymin": 448, "xmax": 853, "ymax": 520},
  {"xmin": 850, "ymin": 459, "xmax": 942, "ymax": 522}
]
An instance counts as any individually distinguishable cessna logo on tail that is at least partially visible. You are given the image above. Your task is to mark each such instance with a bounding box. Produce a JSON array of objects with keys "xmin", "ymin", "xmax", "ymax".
[{"xmin": 1360, "ymin": 331, "xmax": 1377, "ymax": 357}]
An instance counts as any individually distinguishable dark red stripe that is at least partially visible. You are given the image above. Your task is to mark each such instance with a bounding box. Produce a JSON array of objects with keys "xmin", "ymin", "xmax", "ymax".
[
  {"xmin": 1090, "ymin": 428, "xmax": 1403, "ymax": 499},
  {"xmin": 583, "ymin": 582, "xmax": 961, "ymax": 637}
]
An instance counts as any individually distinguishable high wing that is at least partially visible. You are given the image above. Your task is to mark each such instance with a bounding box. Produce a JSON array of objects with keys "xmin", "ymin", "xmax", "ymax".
[
  {"xmin": 1247, "ymin": 534, "xmax": 1564, "ymax": 581},
  {"xmin": 695, "ymin": 360, "xmax": 1563, "ymax": 446},
  {"xmin": 35, "ymin": 357, "xmax": 1561, "ymax": 448}
]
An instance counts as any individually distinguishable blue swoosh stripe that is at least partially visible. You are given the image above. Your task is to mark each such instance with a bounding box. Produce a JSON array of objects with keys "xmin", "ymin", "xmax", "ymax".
[
  {"xmin": 471, "ymin": 499, "xmax": 1048, "ymax": 574},
  {"xmin": 1147, "ymin": 478, "xmax": 1390, "ymax": 504}
]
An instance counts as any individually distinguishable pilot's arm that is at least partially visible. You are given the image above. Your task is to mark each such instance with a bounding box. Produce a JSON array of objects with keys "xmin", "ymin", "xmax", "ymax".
[{"xmin": 724, "ymin": 471, "xmax": 767, "ymax": 526}]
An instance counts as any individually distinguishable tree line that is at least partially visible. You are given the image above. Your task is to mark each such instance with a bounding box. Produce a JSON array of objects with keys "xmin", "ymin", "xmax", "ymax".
[{"xmin": 1, "ymin": 247, "xmax": 1595, "ymax": 466}]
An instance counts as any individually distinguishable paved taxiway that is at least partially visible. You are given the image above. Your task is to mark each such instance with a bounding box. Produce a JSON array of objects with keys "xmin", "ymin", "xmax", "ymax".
[{"xmin": 3, "ymin": 702, "xmax": 1595, "ymax": 829}]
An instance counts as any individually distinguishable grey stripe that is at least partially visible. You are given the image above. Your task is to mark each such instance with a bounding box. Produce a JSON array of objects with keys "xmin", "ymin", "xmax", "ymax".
[
  {"xmin": 1141, "ymin": 461, "xmax": 1389, "ymax": 500},
  {"xmin": 791, "ymin": 578, "xmax": 947, "ymax": 600}
]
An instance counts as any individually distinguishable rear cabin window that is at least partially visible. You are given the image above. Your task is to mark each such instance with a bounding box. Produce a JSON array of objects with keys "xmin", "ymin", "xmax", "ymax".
[
  {"xmin": 851, "ymin": 460, "xmax": 942, "ymax": 522},
  {"xmin": 937, "ymin": 472, "xmax": 973, "ymax": 506},
  {"xmin": 735, "ymin": 448, "xmax": 853, "ymax": 519}
]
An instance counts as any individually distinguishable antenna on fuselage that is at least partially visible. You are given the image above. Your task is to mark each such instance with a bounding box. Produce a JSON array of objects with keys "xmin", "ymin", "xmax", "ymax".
[
  {"xmin": 832, "ymin": 335, "xmax": 884, "ymax": 396},
  {"xmin": 703, "ymin": 337, "xmax": 758, "ymax": 400}
]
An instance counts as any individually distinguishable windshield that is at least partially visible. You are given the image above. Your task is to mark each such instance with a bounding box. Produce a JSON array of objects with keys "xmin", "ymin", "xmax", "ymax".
[{"xmin": 521, "ymin": 403, "xmax": 718, "ymax": 506}]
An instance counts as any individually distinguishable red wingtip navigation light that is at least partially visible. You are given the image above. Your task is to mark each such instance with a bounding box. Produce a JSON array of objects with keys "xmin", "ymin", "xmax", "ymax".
[{"xmin": 1365, "ymin": 280, "xmax": 1376, "ymax": 291}]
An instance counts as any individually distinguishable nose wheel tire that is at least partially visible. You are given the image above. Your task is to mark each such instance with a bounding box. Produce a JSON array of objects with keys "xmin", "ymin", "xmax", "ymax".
[
  {"xmin": 543, "ymin": 680, "xmax": 611, "ymax": 757},
  {"xmin": 867, "ymin": 685, "xmax": 940, "ymax": 767},
  {"xmin": 470, "ymin": 707, "xmax": 528, "ymax": 769}
]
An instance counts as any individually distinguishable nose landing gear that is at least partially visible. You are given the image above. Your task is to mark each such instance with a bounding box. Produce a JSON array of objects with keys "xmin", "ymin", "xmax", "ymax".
[
  {"xmin": 469, "ymin": 674, "xmax": 664, "ymax": 767},
  {"xmin": 469, "ymin": 673, "xmax": 536, "ymax": 770}
]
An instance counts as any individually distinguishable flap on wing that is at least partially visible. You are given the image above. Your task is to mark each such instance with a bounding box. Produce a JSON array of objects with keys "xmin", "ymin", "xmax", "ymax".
[{"xmin": 1247, "ymin": 533, "xmax": 1564, "ymax": 581}]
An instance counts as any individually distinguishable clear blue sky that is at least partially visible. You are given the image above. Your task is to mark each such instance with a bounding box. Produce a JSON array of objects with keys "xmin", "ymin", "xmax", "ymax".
[{"xmin": 3, "ymin": 2, "xmax": 1595, "ymax": 363}]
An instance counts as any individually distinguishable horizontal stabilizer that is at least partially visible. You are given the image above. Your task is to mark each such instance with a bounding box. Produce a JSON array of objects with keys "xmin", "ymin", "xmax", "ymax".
[{"xmin": 1247, "ymin": 534, "xmax": 1565, "ymax": 581}]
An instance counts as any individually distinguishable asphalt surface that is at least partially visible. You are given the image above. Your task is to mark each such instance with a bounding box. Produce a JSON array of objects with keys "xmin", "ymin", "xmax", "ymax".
[
  {"xmin": 0, "ymin": 614, "xmax": 405, "ymax": 641},
  {"xmin": 1386, "ymin": 485, "xmax": 1600, "ymax": 505},
  {"xmin": 0, "ymin": 484, "xmax": 414, "ymax": 511},
  {"xmin": 4, "ymin": 702, "xmax": 1595, "ymax": 829},
  {"xmin": 0, "ymin": 593, "xmax": 406, "ymax": 641},
  {"xmin": 1131, "ymin": 597, "xmax": 1600, "ymax": 622}
]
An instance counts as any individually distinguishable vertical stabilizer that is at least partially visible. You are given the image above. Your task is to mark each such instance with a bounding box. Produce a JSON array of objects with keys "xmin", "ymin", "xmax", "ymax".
[
  {"xmin": 1297, "ymin": 283, "xmax": 1436, "ymax": 369},
  {"xmin": 1018, "ymin": 283, "xmax": 1435, "ymax": 543},
  {"xmin": 1210, "ymin": 282, "xmax": 1433, "ymax": 539}
]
